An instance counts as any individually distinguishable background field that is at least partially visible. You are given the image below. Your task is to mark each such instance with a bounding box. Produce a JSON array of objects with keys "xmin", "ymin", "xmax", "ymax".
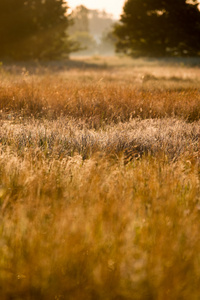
[{"xmin": 0, "ymin": 56, "xmax": 200, "ymax": 299}]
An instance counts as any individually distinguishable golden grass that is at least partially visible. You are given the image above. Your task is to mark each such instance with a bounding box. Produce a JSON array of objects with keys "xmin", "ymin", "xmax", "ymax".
[
  {"xmin": 0, "ymin": 151, "xmax": 199, "ymax": 299},
  {"xmin": 0, "ymin": 56, "xmax": 200, "ymax": 299},
  {"xmin": 0, "ymin": 57, "xmax": 200, "ymax": 125},
  {"xmin": 0, "ymin": 118, "xmax": 199, "ymax": 162},
  {"xmin": 1, "ymin": 79, "xmax": 200, "ymax": 124}
]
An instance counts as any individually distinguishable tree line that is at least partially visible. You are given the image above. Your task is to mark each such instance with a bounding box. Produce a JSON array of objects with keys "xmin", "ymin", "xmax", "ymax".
[
  {"xmin": 0, "ymin": 0, "xmax": 200, "ymax": 60},
  {"xmin": 69, "ymin": 5, "xmax": 115, "ymax": 55},
  {"xmin": 0, "ymin": 0, "xmax": 73, "ymax": 60},
  {"xmin": 114, "ymin": 0, "xmax": 200, "ymax": 57}
]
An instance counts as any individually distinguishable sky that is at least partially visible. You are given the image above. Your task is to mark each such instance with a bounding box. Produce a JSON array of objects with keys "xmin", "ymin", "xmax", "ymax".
[{"xmin": 67, "ymin": 0, "xmax": 125, "ymax": 19}]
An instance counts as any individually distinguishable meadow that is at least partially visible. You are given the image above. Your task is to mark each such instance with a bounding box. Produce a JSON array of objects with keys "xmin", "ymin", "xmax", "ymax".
[{"xmin": 0, "ymin": 56, "xmax": 200, "ymax": 299}]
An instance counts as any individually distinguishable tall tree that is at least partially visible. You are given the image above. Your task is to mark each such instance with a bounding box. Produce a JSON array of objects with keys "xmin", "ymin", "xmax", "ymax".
[
  {"xmin": 114, "ymin": 0, "xmax": 200, "ymax": 57},
  {"xmin": 0, "ymin": 0, "xmax": 72, "ymax": 60}
]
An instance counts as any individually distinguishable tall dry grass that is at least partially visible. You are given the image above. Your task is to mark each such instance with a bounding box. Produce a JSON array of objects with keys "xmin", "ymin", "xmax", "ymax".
[
  {"xmin": 0, "ymin": 118, "xmax": 199, "ymax": 161},
  {"xmin": 0, "ymin": 57, "xmax": 200, "ymax": 299},
  {"xmin": 0, "ymin": 150, "xmax": 199, "ymax": 299},
  {"xmin": 0, "ymin": 58, "xmax": 200, "ymax": 126}
]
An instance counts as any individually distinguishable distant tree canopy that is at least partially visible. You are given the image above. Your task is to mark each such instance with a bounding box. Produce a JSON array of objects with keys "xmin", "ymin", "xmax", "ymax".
[
  {"xmin": 98, "ymin": 26, "xmax": 117, "ymax": 54},
  {"xmin": 0, "ymin": 0, "xmax": 73, "ymax": 60},
  {"xmin": 68, "ymin": 5, "xmax": 96, "ymax": 54},
  {"xmin": 114, "ymin": 0, "xmax": 200, "ymax": 57},
  {"xmin": 69, "ymin": 5, "xmax": 115, "ymax": 55},
  {"xmin": 69, "ymin": 5, "xmax": 89, "ymax": 34}
]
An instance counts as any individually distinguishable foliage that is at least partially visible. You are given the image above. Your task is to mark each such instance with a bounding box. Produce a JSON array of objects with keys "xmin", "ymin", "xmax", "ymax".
[
  {"xmin": 69, "ymin": 6, "xmax": 115, "ymax": 54},
  {"xmin": 114, "ymin": 0, "xmax": 200, "ymax": 57},
  {"xmin": 69, "ymin": 5, "xmax": 89, "ymax": 34},
  {"xmin": 99, "ymin": 26, "xmax": 117, "ymax": 54},
  {"xmin": 69, "ymin": 31, "xmax": 97, "ymax": 54},
  {"xmin": 0, "ymin": 0, "xmax": 73, "ymax": 60},
  {"xmin": 89, "ymin": 9, "xmax": 114, "ymax": 40}
]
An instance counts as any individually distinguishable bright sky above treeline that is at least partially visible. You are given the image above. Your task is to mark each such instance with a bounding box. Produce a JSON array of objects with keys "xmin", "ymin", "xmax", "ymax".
[
  {"xmin": 67, "ymin": 0, "xmax": 125, "ymax": 19},
  {"xmin": 67, "ymin": 0, "xmax": 200, "ymax": 19}
]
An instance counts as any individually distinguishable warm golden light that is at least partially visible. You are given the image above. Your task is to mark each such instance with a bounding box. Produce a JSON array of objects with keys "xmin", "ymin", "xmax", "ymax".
[{"xmin": 67, "ymin": 0, "xmax": 125, "ymax": 18}]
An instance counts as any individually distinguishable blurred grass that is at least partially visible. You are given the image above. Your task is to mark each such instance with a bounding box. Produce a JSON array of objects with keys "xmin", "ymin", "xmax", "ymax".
[
  {"xmin": 0, "ymin": 151, "xmax": 199, "ymax": 299},
  {"xmin": 0, "ymin": 56, "xmax": 200, "ymax": 299}
]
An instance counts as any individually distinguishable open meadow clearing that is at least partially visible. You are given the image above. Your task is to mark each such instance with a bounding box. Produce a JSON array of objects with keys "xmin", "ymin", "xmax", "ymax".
[{"xmin": 0, "ymin": 56, "xmax": 200, "ymax": 299}]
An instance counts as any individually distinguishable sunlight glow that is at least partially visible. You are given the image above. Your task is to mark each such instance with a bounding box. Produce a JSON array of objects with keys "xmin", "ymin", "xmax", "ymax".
[{"xmin": 67, "ymin": 0, "xmax": 125, "ymax": 19}]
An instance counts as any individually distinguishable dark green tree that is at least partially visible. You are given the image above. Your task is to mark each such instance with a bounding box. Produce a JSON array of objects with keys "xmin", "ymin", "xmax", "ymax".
[
  {"xmin": 0, "ymin": 0, "xmax": 73, "ymax": 60},
  {"xmin": 114, "ymin": 0, "xmax": 200, "ymax": 57}
]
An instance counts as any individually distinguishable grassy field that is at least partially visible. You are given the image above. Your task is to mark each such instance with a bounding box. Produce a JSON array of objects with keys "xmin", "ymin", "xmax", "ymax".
[{"xmin": 0, "ymin": 56, "xmax": 200, "ymax": 299}]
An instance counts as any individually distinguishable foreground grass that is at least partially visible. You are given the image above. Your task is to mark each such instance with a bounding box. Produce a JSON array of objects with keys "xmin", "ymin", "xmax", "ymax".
[
  {"xmin": 0, "ymin": 150, "xmax": 199, "ymax": 300},
  {"xmin": 0, "ymin": 56, "xmax": 200, "ymax": 299}
]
